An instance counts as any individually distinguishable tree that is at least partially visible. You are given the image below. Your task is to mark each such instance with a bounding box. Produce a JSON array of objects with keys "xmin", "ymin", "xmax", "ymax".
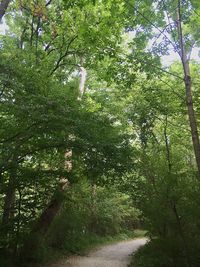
[
  {"xmin": 0, "ymin": 2, "xmax": 135, "ymax": 261},
  {"xmin": 128, "ymin": 0, "xmax": 200, "ymax": 175}
]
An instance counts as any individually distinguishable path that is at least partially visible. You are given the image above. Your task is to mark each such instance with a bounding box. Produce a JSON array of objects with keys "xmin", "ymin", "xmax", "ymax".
[{"xmin": 49, "ymin": 238, "xmax": 147, "ymax": 267}]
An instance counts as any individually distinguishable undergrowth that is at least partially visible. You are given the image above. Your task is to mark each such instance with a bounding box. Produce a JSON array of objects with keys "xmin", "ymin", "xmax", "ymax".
[{"xmin": 35, "ymin": 229, "xmax": 146, "ymax": 266}]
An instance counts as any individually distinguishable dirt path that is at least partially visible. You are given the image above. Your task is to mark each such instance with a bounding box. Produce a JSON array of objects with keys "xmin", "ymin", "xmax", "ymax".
[{"xmin": 49, "ymin": 238, "xmax": 147, "ymax": 267}]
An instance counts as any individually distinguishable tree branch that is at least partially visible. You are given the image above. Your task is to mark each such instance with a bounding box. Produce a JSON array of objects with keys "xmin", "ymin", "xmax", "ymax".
[{"xmin": 50, "ymin": 35, "xmax": 78, "ymax": 75}]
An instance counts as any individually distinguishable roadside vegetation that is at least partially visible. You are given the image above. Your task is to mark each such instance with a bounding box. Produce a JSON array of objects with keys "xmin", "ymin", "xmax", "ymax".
[{"xmin": 1, "ymin": 1, "xmax": 200, "ymax": 267}]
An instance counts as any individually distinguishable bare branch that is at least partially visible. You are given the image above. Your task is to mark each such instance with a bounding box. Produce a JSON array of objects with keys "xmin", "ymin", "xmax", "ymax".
[{"xmin": 45, "ymin": 0, "xmax": 53, "ymax": 7}]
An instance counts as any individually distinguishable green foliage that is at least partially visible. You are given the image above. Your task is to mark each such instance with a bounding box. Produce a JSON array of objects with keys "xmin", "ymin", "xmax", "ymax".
[
  {"xmin": 46, "ymin": 181, "xmax": 140, "ymax": 252},
  {"xmin": 2, "ymin": 1, "xmax": 200, "ymax": 267},
  {"xmin": 0, "ymin": 22, "xmax": 134, "ymax": 264},
  {"xmin": 17, "ymin": 180, "xmax": 140, "ymax": 264}
]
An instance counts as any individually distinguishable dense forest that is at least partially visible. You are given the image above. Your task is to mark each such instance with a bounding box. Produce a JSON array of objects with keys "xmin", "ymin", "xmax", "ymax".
[{"xmin": 1, "ymin": 0, "xmax": 200, "ymax": 267}]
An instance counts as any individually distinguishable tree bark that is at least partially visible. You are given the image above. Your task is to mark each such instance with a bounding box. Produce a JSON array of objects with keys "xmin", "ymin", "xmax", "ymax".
[
  {"xmin": 32, "ymin": 181, "xmax": 68, "ymax": 235},
  {"xmin": 184, "ymin": 75, "xmax": 200, "ymax": 174},
  {"xmin": 0, "ymin": 0, "xmax": 12, "ymax": 22},
  {"xmin": 78, "ymin": 66, "xmax": 87, "ymax": 100}
]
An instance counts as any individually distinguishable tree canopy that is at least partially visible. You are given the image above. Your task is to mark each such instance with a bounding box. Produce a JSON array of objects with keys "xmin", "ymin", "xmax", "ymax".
[{"xmin": 1, "ymin": 1, "xmax": 200, "ymax": 267}]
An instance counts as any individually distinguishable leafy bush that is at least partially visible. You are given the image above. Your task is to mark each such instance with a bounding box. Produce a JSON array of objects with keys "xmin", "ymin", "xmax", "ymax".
[{"xmin": 46, "ymin": 180, "xmax": 140, "ymax": 254}]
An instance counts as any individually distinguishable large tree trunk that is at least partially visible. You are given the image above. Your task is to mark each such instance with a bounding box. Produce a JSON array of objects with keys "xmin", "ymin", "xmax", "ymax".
[
  {"xmin": 0, "ymin": 0, "xmax": 12, "ymax": 22},
  {"xmin": 33, "ymin": 59, "xmax": 87, "ymax": 234},
  {"xmin": 78, "ymin": 66, "xmax": 87, "ymax": 100},
  {"xmin": 32, "ymin": 180, "xmax": 68, "ymax": 235},
  {"xmin": 177, "ymin": 1, "xmax": 200, "ymax": 175},
  {"xmin": 21, "ymin": 180, "xmax": 68, "ymax": 262},
  {"xmin": 23, "ymin": 58, "xmax": 87, "ymax": 261}
]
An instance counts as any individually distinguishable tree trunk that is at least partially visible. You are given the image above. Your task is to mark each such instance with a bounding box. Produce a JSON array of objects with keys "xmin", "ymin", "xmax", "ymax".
[
  {"xmin": 23, "ymin": 58, "xmax": 87, "ymax": 261},
  {"xmin": 164, "ymin": 116, "xmax": 172, "ymax": 172},
  {"xmin": 2, "ymin": 166, "xmax": 16, "ymax": 227},
  {"xmin": 177, "ymin": 1, "xmax": 200, "ymax": 175},
  {"xmin": 1, "ymin": 164, "xmax": 16, "ymax": 255},
  {"xmin": 164, "ymin": 117, "xmax": 191, "ymax": 265},
  {"xmin": 184, "ymin": 75, "xmax": 200, "ymax": 174},
  {"xmin": 32, "ymin": 181, "xmax": 68, "ymax": 235},
  {"xmin": 172, "ymin": 203, "xmax": 191, "ymax": 267},
  {"xmin": 21, "ymin": 180, "xmax": 68, "ymax": 262},
  {"xmin": 0, "ymin": 0, "xmax": 12, "ymax": 22},
  {"xmin": 2, "ymin": 178, "xmax": 15, "ymax": 226},
  {"xmin": 78, "ymin": 66, "xmax": 87, "ymax": 100}
]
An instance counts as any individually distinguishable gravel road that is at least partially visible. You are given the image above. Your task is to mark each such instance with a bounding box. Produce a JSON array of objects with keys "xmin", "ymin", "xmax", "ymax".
[{"xmin": 49, "ymin": 238, "xmax": 147, "ymax": 267}]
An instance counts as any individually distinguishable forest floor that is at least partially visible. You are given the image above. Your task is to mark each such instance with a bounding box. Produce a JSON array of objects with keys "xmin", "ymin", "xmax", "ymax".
[{"xmin": 46, "ymin": 238, "xmax": 147, "ymax": 267}]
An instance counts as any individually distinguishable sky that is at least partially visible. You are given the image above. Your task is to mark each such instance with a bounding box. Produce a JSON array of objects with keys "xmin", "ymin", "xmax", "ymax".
[
  {"xmin": 161, "ymin": 44, "xmax": 200, "ymax": 66},
  {"xmin": 0, "ymin": 19, "xmax": 8, "ymax": 35},
  {"xmin": 147, "ymin": 28, "xmax": 200, "ymax": 66}
]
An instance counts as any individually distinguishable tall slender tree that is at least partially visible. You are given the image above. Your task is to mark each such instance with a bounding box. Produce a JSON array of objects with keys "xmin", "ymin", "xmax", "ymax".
[{"xmin": 131, "ymin": 0, "xmax": 200, "ymax": 175}]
